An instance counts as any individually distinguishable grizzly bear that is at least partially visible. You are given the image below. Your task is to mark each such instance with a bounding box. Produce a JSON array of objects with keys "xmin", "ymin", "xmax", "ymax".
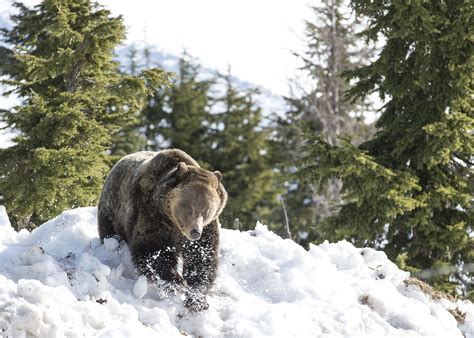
[{"xmin": 98, "ymin": 149, "xmax": 227, "ymax": 311}]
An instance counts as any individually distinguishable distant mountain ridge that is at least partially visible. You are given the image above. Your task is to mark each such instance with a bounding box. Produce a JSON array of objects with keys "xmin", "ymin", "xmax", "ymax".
[
  {"xmin": 115, "ymin": 44, "xmax": 286, "ymax": 117},
  {"xmin": 0, "ymin": 43, "xmax": 286, "ymax": 149}
]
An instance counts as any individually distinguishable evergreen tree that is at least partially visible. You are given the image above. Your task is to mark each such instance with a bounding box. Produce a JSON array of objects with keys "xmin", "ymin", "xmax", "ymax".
[
  {"xmin": 0, "ymin": 0, "xmax": 168, "ymax": 228},
  {"xmin": 140, "ymin": 51, "xmax": 213, "ymax": 159},
  {"xmin": 277, "ymin": 0, "xmax": 375, "ymax": 246},
  {"xmin": 207, "ymin": 70, "xmax": 280, "ymax": 229},
  {"xmin": 110, "ymin": 44, "xmax": 147, "ymax": 156},
  {"xmin": 300, "ymin": 0, "xmax": 473, "ymax": 297},
  {"xmin": 139, "ymin": 53, "xmax": 280, "ymax": 229}
]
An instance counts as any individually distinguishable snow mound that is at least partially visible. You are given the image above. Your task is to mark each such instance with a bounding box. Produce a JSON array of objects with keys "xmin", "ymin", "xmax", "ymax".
[{"xmin": 0, "ymin": 207, "xmax": 472, "ymax": 337}]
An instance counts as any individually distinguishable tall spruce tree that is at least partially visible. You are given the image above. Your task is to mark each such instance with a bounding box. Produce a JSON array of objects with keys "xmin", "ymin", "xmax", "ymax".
[
  {"xmin": 207, "ymin": 70, "xmax": 280, "ymax": 229},
  {"xmin": 0, "ymin": 0, "xmax": 168, "ymax": 228},
  {"xmin": 110, "ymin": 44, "xmax": 148, "ymax": 156},
  {"xmin": 139, "ymin": 52, "xmax": 280, "ymax": 229},
  {"xmin": 277, "ymin": 0, "xmax": 374, "ymax": 246},
  {"xmin": 300, "ymin": 0, "xmax": 473, "ymax": 297},
  {"xmin": 140, "ymin": 52, "xmax": 213, "ymax": 160}
]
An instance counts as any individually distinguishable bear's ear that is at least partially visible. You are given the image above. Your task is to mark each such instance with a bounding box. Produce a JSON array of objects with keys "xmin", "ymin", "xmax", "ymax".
[
  {"xmin": 214, "ymin": 171, "xmax": 223, "ymax": 182},
  {"xmin": 176, "ymin": 162, "xmax": 189, "ymax": 178}
]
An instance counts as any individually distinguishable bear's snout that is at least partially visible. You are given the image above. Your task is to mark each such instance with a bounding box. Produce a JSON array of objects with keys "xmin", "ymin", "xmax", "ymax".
[
  {"xmin": 187, "ymin": 215, "xmax": 204, "ymax": 240},
  {"xmin": 190, "ymin": 228, "xmax": 201, "ymax": 240}
]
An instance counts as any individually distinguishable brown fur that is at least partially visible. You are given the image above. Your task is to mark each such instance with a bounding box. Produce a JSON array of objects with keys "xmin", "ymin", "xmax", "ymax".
[{"xmin": 98, "ymin": 149, "xmax": 227, "ymax": 311}]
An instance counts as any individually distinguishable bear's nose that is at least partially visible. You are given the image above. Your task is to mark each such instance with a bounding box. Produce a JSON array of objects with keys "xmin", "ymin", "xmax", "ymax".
[{"xmin": 190, "ymin": 228, "xmax": 201, "ymax": 240}]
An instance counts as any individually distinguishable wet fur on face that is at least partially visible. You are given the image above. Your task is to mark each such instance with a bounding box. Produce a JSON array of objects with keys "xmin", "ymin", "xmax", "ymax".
[
  {"xmin": 166, "ymin": 164, "xmax": 224, "ymax": 241},
  {"xmin": 169, "ymin": 183, "xmax": 219, "ymax": 240}
]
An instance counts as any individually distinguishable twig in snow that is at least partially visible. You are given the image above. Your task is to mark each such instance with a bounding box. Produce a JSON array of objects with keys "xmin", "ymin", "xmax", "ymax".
[{"xmin": 280, "ymin": 197, "xmax": 291, "ymax": 239}]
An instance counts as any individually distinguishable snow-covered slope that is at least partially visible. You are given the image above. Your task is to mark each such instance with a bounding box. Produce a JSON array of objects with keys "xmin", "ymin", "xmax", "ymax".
[{"xmin": 0, "ymin": 207, "xmax": 472, "ymax": 337}]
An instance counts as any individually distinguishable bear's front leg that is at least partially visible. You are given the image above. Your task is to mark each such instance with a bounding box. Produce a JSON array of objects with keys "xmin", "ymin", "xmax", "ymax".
[
  {"xmin": 182, "ymin": 220, "xmax": 219, "ymax": 311},
  {"xmin": 131, "ymin": 238, "xmax": 185, "ymax": 288}
]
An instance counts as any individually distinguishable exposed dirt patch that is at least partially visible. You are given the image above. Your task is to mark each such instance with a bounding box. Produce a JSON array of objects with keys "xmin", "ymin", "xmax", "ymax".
[
  {"xmin": 404, "ymin": 277, "xmax": 455, "ymax": 301},
  {"xmin": 404, "ymin": 277, "xmax": 466, "ymax": 325}
]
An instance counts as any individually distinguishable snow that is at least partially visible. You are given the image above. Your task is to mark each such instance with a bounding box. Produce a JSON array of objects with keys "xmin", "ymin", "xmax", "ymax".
[{"xmin": 0, "ymin": 206, "xmax": 472, "ymax": 337}]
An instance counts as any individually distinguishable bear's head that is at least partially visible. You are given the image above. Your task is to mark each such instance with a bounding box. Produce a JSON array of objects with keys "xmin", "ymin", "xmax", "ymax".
[{"xmin": 166, "ymin": 162, "xmax": 227, "ymax": 241}]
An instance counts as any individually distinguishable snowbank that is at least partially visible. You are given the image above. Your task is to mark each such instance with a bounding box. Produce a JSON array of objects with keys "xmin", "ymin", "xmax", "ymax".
[{"xmin": 0, "ymin": 206, "xmax": 472, "ymax": 337}]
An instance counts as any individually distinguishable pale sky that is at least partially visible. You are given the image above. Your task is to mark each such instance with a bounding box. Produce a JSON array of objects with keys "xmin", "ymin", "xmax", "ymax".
[
  {"xmin": 1, "ymin": 0, "xmax": 312, "ymax": 96},
  {"xmin": 103, "ymin": 0, "xmax": 310, "ymax": 96},
  {"xmin": 0, "ymin": 0, "xmax": 314, "ymax": 147}
]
